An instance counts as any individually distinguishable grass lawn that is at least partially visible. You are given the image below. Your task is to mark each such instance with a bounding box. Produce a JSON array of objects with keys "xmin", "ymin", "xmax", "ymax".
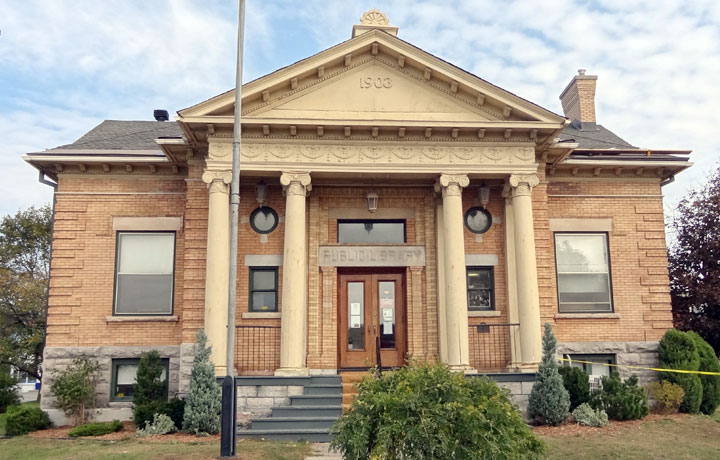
[
  {"xmin": 542, "ymin": 413, "xmax": 720, "ymax": 460},
  {"xmin": 0, "ymin": 402, "xmax": 39, "ymax": 437}
]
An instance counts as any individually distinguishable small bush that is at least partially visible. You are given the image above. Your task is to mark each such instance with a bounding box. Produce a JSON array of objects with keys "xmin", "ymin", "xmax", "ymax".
[
  {"xmin": 68, "ymin": 420, "xmax": 122, "ymax": 437},
  {"xmin": 658, "ymin": 329, "xmax": 702, "ymax": 413},
  {"xmin": 572, "ymin": 403, "xmax": 608, "ymax": 427},
  {"xmin": 5, "ymin": 404, "xmax": 52, "ymax": 436},
  {"xmin": 132, "ymin": 351, "xmax": 168, "ymax": 429},
  {"xmin": 687, "ymin": 331, "xmax": 720, "ymax": 415},
  {"xmin": 331, "ymin": 362, "xmax": 544, "ymax": 460},
  {"xmin": 165, "ymin": 397, "xmax": 186, "ymax": 430},
  {"xmin": 50, "ymin": 357, "xmax": 99, "ymax": 425},
  {"xmin": 528, "ymin": 323, "xmax": 570, "ymax": 425},
  {"xmin": 559, "ymin": 366, "xmax": 591, "ymax": 411},
  {"xmin": 0, "ymin": 369, "xmax": 20, "ymax": 413},
  {"xmin": 646, "ymin": 380, "xmax": 685, "ymax": 414},
  {"xmin": 183, "ymin": 330, "xmax": 221, "ymax": 435},
  {"xmin": 590, "ymin": 373, "xmax": 648, "ymax": 421},
  {"xmin": 136, "ymin": 413, "xmax": 176, "ymax": 437}
]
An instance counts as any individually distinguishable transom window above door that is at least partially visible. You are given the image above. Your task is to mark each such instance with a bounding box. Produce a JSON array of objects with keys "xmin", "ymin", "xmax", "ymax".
[{"xmin": 337, "ymin": 220, "xmax": 406, "ymax": 244}]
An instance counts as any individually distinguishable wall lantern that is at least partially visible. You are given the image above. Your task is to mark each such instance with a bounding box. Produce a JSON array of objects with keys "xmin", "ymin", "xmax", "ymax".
[
  {"xmin": 367, "ymin": 190, "xmax": 379, "ymax": 214},
  {"xmin": 255, "ymin": 179, "xmax": 267, "ymax": 205},
  {"xmin": 479, "ymin": 185, "xmax": 491, "ymax": 208}
]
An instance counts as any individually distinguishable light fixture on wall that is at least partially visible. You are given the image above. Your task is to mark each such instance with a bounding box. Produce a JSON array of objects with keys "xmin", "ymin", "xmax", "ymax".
[
  {"xmin": 479, "ymin": 185, "xmax": 490, "ymax": 209},
  {"xmin": 367, "ymin": 190, "xmax": 379, "ymax": 214},
  {"xmin": 255, "ymin": 179, "xmax": 267, "ymax": 205}
]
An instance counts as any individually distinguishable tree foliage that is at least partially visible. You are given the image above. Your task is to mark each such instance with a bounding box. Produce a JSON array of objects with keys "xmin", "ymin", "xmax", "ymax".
[
  {"xmin": 0, "ymin": 205, "xmax": 51, "ymax": 381},
  {"xmin": 670, "ymin": 168, "xmax": 720, "ymax": 354},
  {"xmin": 528, "ymin": 323, "xmax": 570, "ymax": 425},
  {"xmin": 182, "ymin": 329, "xmax": 221, "ymax": 435},
  {"xmin": 687, "ymin": 331, "xmax": 720, "ymax": 415},
  {"xmin": 50, "ymin": 357, "xmax": 99, "ymax": 425},
  {"xmin": 658, "ymin": 329, "xmax": 702, "ymax": 413}
]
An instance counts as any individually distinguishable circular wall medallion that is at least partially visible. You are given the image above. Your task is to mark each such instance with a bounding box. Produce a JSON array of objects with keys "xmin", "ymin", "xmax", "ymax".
[
  {"xmin": 250, "ymin": 207, "xmax": 279, "ymax": 234},
  {"xmin": 464, "ymin": 207, "xmax": 492, "ymax": 234}
]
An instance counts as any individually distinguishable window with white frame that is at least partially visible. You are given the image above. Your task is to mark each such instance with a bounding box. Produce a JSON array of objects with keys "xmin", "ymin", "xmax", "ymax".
[
  {"xmin": 114, "ymin": 232, "xmax": 175, "ymax": 315},
  {"xmin": 554, "ymin": 233, "xmax": 613, "ymax": 313},
  {"xmin": 564, "ymin": 354, "xmax": 615, "ymax": 390}
]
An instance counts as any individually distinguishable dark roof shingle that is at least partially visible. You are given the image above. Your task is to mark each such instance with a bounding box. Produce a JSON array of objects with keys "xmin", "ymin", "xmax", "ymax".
[
  {"xmin": 559, "ymin": 121, "xmax": 635, "ymax": 149},
  {"xmin": 53, "ymin": 120, "xmax": 182, "ymax": 151}
]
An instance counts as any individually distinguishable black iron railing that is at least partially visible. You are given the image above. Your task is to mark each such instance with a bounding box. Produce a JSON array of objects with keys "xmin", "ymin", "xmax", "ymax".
[
  {"xmin": 468, "ymin": 322, "xmax": 521, "ymax": 371},
  {"xmin": 235, "ymin": 325, "xmax": 281, "ymax": 375}
]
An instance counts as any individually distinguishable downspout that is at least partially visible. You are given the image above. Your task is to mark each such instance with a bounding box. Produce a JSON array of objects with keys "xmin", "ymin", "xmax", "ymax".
[
  {"xmin": 661, "ymin": 175, "xmax": 675, "ymax": 187},
  {"xmin": 37, "ymin": 170, "xmax": 57, "ymax": 401}
]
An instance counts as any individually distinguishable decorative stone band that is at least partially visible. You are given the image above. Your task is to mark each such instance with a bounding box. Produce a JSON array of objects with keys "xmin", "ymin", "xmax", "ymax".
[
  {"xmin": 280, "ymin": 171, "xmax": 312, "ymax": 197},
  {"xmin": 434, "ymin": 173, "xmax": 469, "ymax": 197},
  {"xmin": 201, "ymin": 170, "xmax": 232, "ymax": 194},
  {"xmin": 509, "ymin": 173, "xmax": 539, "ymax": 197},
  {"xmin": 319, "ymin": 245, "xmax": 426, "ymax": 267}
]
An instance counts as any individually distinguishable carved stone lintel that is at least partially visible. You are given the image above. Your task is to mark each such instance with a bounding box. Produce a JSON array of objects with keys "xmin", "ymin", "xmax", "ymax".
[
  {"xmin": 509, "ymin": 173, "xmax": 539, "ymax": 197},
  {"xmin": 434, "ymin": 174, "xmax": 469, "ymax": 198},
  {"xmin": 201, "ymin": 170, "xmax": 232, "ymax": 194},
  {"xmin": 280, "ymin": 172, "xmax": 312, "ymax": 197}
]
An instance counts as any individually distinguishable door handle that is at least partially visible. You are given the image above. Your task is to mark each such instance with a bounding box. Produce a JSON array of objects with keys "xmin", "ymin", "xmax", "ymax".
[{"xmin": 373, "ymin": 325, "xmax": 377, "ymax": 335}]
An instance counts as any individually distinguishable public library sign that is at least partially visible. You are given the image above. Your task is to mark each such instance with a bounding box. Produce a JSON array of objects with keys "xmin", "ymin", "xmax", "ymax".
[{"xmin": 319, "ymin": 245, "xmax": 426, "ymax": 267}]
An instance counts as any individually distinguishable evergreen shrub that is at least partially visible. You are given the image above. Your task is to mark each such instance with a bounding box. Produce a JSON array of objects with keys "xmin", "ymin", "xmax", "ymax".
[
  {"xmin": 50, "ymin": 357, "xmax": 99, "ymax": 425},
  {"xmin": 182, "ymin": 330, "xmax": 221, "ymax": 435},
  {"xmin": 68, "ymin": 420, "xmax": 122, "ymax": 437},
  {"xmin": 687, "ymin": 331, "xmax": 720, "ymax": 415},
  {"xmin": 132, "ymin": 351, "xmax": 168, "ymax": 429},
  {"xmin": 590, "ymin": 373, "xmax": 648, "ymax": 420},
  {"xmin": 658, "ymin": 329, "xmax": 702, "ymax": 413},
  {"xmin": 528, "ymin": 323, "xmax": 570, "ymax": 425},
  {"xmin": 0, "ymin": 367, "xmax": 20, "ymax": 413},
  {"xmin": 571, "ymin": 403, "xmax": 608, "ymax": 427},
  {"xmin": 5, "ymin": 404, "xmax": 52, "ymax": 435},
  {"xmin": 646, "ymin": 380, "xmax": 685, "ymax": 414},
  {"xmin": 331, "ymin": 361, "xmax": 544, "ymax": 460},
  {"xmin": 558, "ymin": 366, "xmax": 590, "ymax": 411}
]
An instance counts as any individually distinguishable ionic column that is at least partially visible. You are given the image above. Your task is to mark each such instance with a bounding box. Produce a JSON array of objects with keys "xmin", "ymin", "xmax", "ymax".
[
  {"xmin": 435, "ymin": 199, "xmax": 448, "ymax": 363},
  {"xmin": 201, "ymin": 170, "xmax": 232, "ymax": 376},
  {"xmin": 435, "ymin": 174, "xmax": 472, "ymax": 371},
  {"xmin": 509, "ymin": 173, "xmax": 542, "ymax": 369},
  {"xmin": 502, "ymin": 185, "xmax": 522, "ymax": 367},
  {"xmin": 276, "ymin": 172, "xmax": 311, "ymax": 376}
]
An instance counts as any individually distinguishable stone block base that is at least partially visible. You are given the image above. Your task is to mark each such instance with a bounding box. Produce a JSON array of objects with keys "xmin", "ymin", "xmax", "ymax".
[{"xmin": 557, "ymin": 341, "xmax": 660, "ymax": 385}]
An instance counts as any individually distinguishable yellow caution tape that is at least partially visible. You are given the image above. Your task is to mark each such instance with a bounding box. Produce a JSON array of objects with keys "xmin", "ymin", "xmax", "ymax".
[{"xmin": 558, "ymin": 358, "xmax": 720, "ymax": 376}]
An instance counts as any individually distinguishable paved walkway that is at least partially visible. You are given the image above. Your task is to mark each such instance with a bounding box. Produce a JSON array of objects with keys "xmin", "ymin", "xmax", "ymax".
[{"xmin": 305, "ymin": 443, "xmax": 342, "ymax": 459}]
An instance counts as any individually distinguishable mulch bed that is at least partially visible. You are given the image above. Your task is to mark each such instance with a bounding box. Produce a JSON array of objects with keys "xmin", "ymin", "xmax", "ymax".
[
  {"xmin": 532, "ymin": 413, "xmax": 689, "ymax": 437},
  {"xmin": 27, "ymin": 421, "xmax": 220, "ymax": 443}
]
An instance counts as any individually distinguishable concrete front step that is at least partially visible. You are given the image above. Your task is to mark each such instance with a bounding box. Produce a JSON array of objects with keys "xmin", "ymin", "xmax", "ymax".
[
  {"xmin": 248, "ymin": 416, "xmax": 338, "ymax": 430},
  {"xmin": 236, "ymin": 428, "xmax": 333, "ymax": 442},
  {"xmin": 303, "ymin": 384, "xmax": 343, "ymax": 396},
  {"xmin": 291, "ymin": 395, "xmax": 342, "ymax": 406},
  {"xmin": 272, "ymin": 405, "xmax": 343, "ymax": 418}
]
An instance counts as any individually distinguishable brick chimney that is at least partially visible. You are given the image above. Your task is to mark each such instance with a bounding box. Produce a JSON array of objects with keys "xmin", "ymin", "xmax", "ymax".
[{"xmin": 559, "ymin": 69, "xmax": 598, "ymax": 131}]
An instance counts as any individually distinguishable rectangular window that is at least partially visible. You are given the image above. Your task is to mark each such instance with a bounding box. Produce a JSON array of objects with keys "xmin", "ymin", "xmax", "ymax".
[
  {"xmin": 554, "ymin": 233, "xmax": 613, "ymax": 313},
  {"xmin": 114, "ymin": 232, "xmax": 175, "ymax": 315},
  {"xmin": 467, "ymin": 266, "xmax": 495, "ymax": 311},
  {"xmin": 564, "ymin": 354, "xmax": 615, "ymax": 389},
  {"xmin": 110, "ymin": 358, "xmax": 168, "ymax": 401},
  {"xmin": 337, "ymin": 220, "xmax": 406, "ymax": 244},
  {"xmin": 249, "ymin": 267, "xmax": 278, "ymax": 312}
]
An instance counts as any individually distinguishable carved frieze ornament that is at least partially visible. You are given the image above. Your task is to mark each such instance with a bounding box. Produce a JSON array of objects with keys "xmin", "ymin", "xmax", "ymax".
[
  {"xmin": 360, "ymin": 9, "xmax": 390, "ymax": 25},
  {"xmin": 280, "ymin": 171, "xmax": 312, "ymax": 197},
  {"xmin": 434, "ymin": 174, "xmax": 470, "ymax": 197},
  {"xmin": 201, "ymin": 170, "xmax": 232, "ymax": 194},
  {"xmin": 509, "ymin": 173, "xmax": 539, "ymax": 197}
]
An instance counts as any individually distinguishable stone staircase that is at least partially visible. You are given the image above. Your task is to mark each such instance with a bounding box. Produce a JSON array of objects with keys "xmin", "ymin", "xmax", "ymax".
[{"xmin": 237, "ymin": 375, "xmax": 342, "ymax": 442}]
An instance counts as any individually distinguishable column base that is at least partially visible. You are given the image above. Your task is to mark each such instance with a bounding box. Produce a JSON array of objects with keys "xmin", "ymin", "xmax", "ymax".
[
  {"xmin": 447, "ymin": 364, "xmax": 476, "ymax": 374},
  {"xmin": 214, "ymin": 365, "xmax": 228, "ymax": 377},
  {"xmin": 274, "ymin": 367, "xmax": 311, "ymax": 377},
  {"xmin": 515, "ymin": 362, "xmax": 539, "ymax": 373}
]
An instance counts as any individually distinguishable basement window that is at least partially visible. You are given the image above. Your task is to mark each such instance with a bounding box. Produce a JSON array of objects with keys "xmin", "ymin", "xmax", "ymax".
[{"xmin": 110, "ymin": 358, "xmax": 168, "ymax": 402}]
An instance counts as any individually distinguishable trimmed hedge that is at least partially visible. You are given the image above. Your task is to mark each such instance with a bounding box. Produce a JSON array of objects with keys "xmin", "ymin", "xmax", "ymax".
[
  {"xmin": 68, "ymin": 420, "xmax": 123, "ymax": 437},
  {"xmin": 559, "ymin": 366, "xmax": 591, "ymax": 411},
  {"xmin": 590, "ymin": 373, "xmax": 648, "ymax": 421},
  {"xmin": 658, "ymin": 329, "xmax": 702, "ymax": 413},
  {"xmin": 5, "ymin": 404, "xmax": 52, "ymax": 436},
  {"xmin": 687, "ymin": 331, "xmax": 720, "ymax": 415}
]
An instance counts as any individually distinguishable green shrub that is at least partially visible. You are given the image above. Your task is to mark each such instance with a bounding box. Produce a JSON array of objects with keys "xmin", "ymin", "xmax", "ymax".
[
  {"xmin": 68, "ymin": 420, "xmax": 122, "ymax": 437},
  {"xmin": 132, "ymin": 351, "xmax": 168, "ymax": 429},
  {"xmin": 528, "ymin": 323, "xmax": 570, "ymax": 425},
  {"xmin": 590, "ymin": 373, "xmax": 648, "ymax": 420},
  {"xmin": 183, "ymin": 330, "xmax": 221, "ymax": 435},
  {"xmin": 136, "ymin": 413, "xmax": 176, "ymax": 437},
  {"xmin": 165, "ymin": 397, "xmax": 185, "ymax": 430},
  {"xmin": 687, "ymin": 331, "xmax": 720, "ymax": 415},
  {"xmin": 571, "ymin": 403, "xmax": 608, "ymax": 427},
  {"xmin": 658, "ymin": 329, "xmax": 702, "ymax": 413},
  {"xmin": 646, "ymin": 380, "xmax": 685, "ymax": 414},
  {"xmin": 50, "ymin": 357, "xmax": 99, "ymax": 425},
  {"xmin": 558, "ymin": 366, "xmax": 591, "ymax": 411},
  {"xmin": 331, "ymin": 362, "xmax": 544, "ymax": 460},
  {"xmin": 0, "ymin": 368, "xmax": 20, "ymax": 413},
  {"xmin": 5, "ymin": 404, "xmax": 52, "ymax": 436}
]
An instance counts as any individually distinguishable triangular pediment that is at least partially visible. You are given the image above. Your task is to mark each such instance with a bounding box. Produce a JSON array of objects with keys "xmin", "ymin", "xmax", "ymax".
[{"xmin": 179, "ymin": 30, "xmax": 565, "ymax": 126}]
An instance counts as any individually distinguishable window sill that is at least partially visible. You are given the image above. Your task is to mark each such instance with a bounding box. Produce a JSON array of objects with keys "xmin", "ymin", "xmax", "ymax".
[
  {"xmin": 242, "ymin": 312, "xmax": 281, "ymax": 319},
  {"xmin": 554, "ymin": 313, "xmax": 620, "ymax": 320},
  {"xmin": 106, "ymin": 315, "xmax": 178, "ymax": 323},
  {"xmin": 468, "ymin": 310, "xmax": 501, "ymax": 317}
]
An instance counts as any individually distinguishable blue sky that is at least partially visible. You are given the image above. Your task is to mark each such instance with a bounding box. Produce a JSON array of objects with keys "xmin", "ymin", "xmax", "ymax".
[{"xmin": 1, "ymin": 0, "xmax": 719, "ymax": 224}]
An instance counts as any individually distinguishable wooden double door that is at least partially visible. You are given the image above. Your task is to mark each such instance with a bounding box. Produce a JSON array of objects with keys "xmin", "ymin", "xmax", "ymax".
[{"xmin": 338, "ymin": 269, "xmax": 407, "ymax": 368}]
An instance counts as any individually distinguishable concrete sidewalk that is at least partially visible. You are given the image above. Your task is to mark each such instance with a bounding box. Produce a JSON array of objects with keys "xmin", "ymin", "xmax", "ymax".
[{"xmin": 305, "ymin": 443, "xmax": 342, "ymax": 459}]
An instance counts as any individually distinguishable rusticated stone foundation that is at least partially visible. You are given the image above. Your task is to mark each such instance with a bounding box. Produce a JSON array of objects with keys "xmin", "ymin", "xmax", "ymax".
[{"xmin": 557, "ymin": 341, "xmax": 660, "ymax": 384}]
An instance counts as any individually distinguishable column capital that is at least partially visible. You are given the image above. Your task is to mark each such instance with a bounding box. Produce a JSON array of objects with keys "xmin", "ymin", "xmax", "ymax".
[
  {"xmin": 434, "ymin": 174, "xmax": 469, "ymax": 197},
  {"xmin": 280, "ymin": 171, "xmax": 312, "ymax": 197},
  {"xmin": 202, "ymin": 170, "xmax": 232, "ymax": 194},
  {"xmin": 509, "ymin": 173, "xmax": 539, "ymax": 197}
]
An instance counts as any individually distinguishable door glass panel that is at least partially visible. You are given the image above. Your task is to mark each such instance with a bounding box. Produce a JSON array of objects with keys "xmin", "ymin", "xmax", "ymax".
[
  {"xmin": 378, "ymin": 281, "xmax": 396, "ymax": 349},
  {"xmin": 347, "ymin": 282, "xmax": 365, "ymax": 350}
]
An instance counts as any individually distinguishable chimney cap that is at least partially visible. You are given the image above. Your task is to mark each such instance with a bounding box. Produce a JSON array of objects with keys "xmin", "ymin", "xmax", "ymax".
[
  {"xmin": 578, "ymin": 69, "xmax": 586, "ymax": 75},
  {"xmin": 153, "ymin": 109, "xmax": 169, "ymax": 122}
]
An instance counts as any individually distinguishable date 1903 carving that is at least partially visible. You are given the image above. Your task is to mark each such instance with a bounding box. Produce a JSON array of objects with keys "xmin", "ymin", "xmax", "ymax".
[{"xmin": 360, "ymin": 76, "xmax": 392, "ymax": 88}]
